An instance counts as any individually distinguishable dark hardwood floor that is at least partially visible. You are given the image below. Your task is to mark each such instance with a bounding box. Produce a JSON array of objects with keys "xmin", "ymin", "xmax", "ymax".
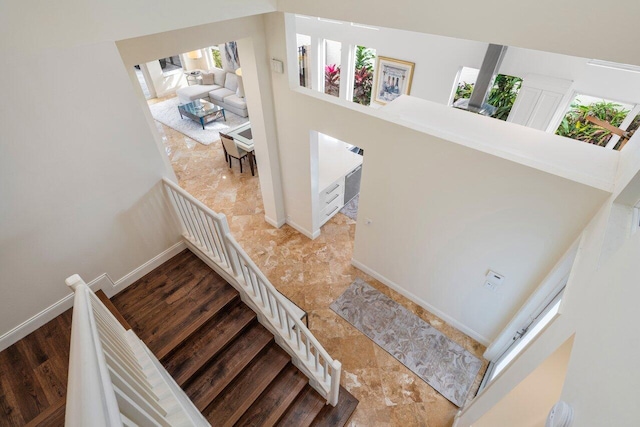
[
  {"xmin": 0, "ymin": 309, "xmax": 71, "ymax": 426},
  {"xmin": 0, "ymin": 249, "xmax": 357, "ymax": 426}
]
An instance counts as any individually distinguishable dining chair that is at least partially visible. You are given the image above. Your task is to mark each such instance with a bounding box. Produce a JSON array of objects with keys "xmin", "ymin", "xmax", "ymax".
[
  {"xmin": 219, "ymin": 132, "xmax": 230, "ymax": 162},
  {"xmin": 220, "ymin": 133, "xmax": 254, "ymax": 175}
]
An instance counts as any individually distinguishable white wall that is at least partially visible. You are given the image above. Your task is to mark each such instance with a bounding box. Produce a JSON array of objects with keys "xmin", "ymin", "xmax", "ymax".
[
  {"xmin": 265, "ymin": 13, "xmax": 611, "ymax": 344},
  {"xmin": 295, "ymin": 16, "xmax": 486, "ymax": 105},
  {"xmin": 473, "ymin": 336, "xmax": 573, "ymax": 427},
  {"xmin": 145, "ymin": 60, "xmax": 188, "ymax": 98},
  {"xmin": 0, "ymin": 0, "xmax": 277, "ymax": 342},
  {"xmin": 280, "ymin": 6, "xmax": 640, "ymax": 424},
  {"xmin": 281, "ymin": 0, "xmax": 640, "ymax": 67},
  {"xmin": 116, "ymin": 16, "xmax": 286, "ymax": 229},
  {"xmin": 295, "ymin": 16, "xmax": 640, "ymax": 110}
]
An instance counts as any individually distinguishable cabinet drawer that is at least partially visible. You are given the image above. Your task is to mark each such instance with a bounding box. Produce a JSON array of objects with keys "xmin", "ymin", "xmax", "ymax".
[
  {"xmin": 320, "ymin": 179, "xmax": 344, "ymax": 205},
  {"xmin": 320, "ymin": 193, "xmax": 344, "ymax": 225},
  {"xmin": 321, "ymin": 187, "xmax": 343, "ymax": 208}
]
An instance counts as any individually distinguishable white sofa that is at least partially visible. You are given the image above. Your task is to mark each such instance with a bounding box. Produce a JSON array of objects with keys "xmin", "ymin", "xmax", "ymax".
[{"xmin": 176, "ymin": 68, "xmax": 248, "ymax": 117}]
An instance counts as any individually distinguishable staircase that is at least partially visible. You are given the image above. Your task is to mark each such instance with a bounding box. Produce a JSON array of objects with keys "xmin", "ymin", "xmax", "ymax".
[{"xmin": 104, "ymin": 249, "xmax": 358, "ymax": 426}]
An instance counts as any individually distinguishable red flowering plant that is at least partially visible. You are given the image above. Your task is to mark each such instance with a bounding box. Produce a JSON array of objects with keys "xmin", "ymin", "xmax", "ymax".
[{"xmin": 324, "ymin": 64, "xmax": 340, "ymax": 97}]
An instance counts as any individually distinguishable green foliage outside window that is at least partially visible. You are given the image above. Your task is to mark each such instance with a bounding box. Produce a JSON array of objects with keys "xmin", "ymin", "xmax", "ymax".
[
  {"xmin": 453, "ymin": 82, "xmax": 474, "ymax": 104},
  {"xmin": 556, "ymin": 100, "xmax": 631, "ymax": 148},
  {"xmin": 211, "ymin": 48, "xmax": 222, "ymax": 68},
  {"xmin": 453, "ymin": 74, "xmax": 522, "ymax": 121},
  {"xmin": 353, "ymin": 46, "xmax": 375, "ymax": 105}
]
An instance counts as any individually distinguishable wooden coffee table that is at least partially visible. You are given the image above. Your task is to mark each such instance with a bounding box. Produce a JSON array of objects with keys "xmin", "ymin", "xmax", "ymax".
[{"xmin": 178, "ymin": 98, "xmax": 226, "ymax": 129}]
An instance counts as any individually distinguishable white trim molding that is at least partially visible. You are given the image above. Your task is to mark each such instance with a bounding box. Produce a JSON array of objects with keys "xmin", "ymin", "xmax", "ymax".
[
  {"xmin": 0, "ymin": 241, "xmax": 186, "ymax": 352},
  {"xmin": 265, "ymin": 214, "xmax": 286, "ymax": 229},
  {"xmin": 0, "ymin": 276, "xmax": 101, "ymax": 352},
  {"xmin": 351, "ymin": 258, "xmax": 491, "ymax": 346},
  {"xmin": 105, "ymin": 241, "xmax": 186, "ymax": 297},
  {"xmin": 286, "ymin": 218, "xmax": 321, "ymax": 240}
]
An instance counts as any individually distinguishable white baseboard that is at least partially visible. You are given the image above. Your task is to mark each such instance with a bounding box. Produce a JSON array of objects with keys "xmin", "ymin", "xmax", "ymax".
[
  {"xmin": 285, "ymin": 218, "xmax": 320, "ymax": 240},
  {"xmin": 351, "ymin": 258, "xmax": 491, "ymax": 346},
  {"xmin": 0, "ymin": 241, "xmax": 186, "ymax": 352},
  {"xmin": 265, "ymin": 215, "xmax": 286, "ymax": 228},
  {"xmin": 0, "ymin": 275, "xmax": 103, "ymax": 352},
  {"xmin": 106, "ymin": 241, "xmax": 186, "ymax": 297}
]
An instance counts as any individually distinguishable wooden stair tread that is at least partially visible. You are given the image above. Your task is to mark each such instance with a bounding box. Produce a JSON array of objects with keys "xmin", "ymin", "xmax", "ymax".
[
  {"xmin": 202, "ymin": 343, "xmax": 290, "ymax": 426},
  {"xmin": 24, "ymin": 397, "xmax": 65, "ymax": 427},
  {"xmin": 235, "ymin": 363, "xmax": 309, "ymax": 427},
  {"xmin": 310, "ymin": 386, "xmax": 359, "ymax": 427},
  {"xmin": 162, "ymin": 298, "xmax": 256, "ymax": 385},
  {"xmin": 153, "ymin": 282, "xmax": 238, "ymax": 360},
  {"xmin": 185, "ymin": 321, "xmax": 274, "ymax": 411},
  {"xmin": 96, "ymin": 290, "xmax": 131, "ymax": 330},
  {"xmin": 276, "ymin": 386, "xmax": 327, "ymax": 427},
  {"xmin": 109, "ymin": 252, "xmax": 239, "ymax": 360}
]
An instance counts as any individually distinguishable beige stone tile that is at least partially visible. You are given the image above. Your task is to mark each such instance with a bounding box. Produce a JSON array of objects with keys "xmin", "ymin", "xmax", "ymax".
[
  {"xmin": 389, "ymin": 403, "xmax": 430, "ymax": 427},
  {"xmin": 152, "ymin": 96, "xmax": 487, "ymax": 427}
]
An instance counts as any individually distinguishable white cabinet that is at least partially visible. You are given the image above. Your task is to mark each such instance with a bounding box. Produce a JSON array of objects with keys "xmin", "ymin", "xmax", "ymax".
[
  {"xmin": 319, "ymin": 177, "xmax": 345, "ymax": 225},
  {"xmin": 317, "ymin": 134, "xmax": 363, "ymax": 227}
]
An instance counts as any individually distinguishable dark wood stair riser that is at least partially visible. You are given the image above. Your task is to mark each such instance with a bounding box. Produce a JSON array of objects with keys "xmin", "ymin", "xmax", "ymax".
[
  {"xmin": 310, "ymin": 386, "xmax": 359, "ymax": 427},
  {"xmin": 276, "ymin": 386, "xmax": 327, "ymax": 427},
  {"xmin": 1, "ymin": 249, "xmax": 359, "ymax": 427},
  {"xmin": 161, "ymin": 298, "xmax": 256, "ymax": 386},
  {"xmin": 152, "ymin": 279, "xmax": 239, "ymax": 360},
  {"xmin": 235, "ymin": 364, "xmax": 309, "ymax": 427},
  {"xmin": 185, "ymin": 322, "xmax": 274, "ymax": 411},
  {"xmin": 202, "ymin": 343, "xmax": 291, "ymax": 427}
]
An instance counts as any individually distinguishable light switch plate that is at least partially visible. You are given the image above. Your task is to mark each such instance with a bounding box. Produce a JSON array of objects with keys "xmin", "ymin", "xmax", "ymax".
[
  {"xmin": 486, "ymin": 270, "xmax": 505, "ymax": 285},
  {"xmin": 271, "ymin": 58, "xmax": 284, "ymax": 74}
]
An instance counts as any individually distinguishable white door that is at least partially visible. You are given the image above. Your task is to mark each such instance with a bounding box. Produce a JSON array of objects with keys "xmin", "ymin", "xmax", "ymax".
[{"xmin": 507, "ymin": 74, "xmax": 573, "ymax": 131}]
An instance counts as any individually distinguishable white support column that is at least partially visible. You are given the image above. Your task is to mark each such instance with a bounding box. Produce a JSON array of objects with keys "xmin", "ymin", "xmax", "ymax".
[
  {"xmin": 340, "ymin": 44, "xmax": 353, "ymax": 101},
  {"xmin": 313, "ymin": 36, "xmax": 323, "ymax": 93},
  {"xmin": 236, "ymin": 36, "xmax": 286, "ymax": 228}
]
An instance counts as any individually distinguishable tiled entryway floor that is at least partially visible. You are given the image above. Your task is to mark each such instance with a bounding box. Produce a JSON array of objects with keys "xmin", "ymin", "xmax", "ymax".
[{"xmin": 150, "ymin": 97, "xmax": 488, "ymax": 426}]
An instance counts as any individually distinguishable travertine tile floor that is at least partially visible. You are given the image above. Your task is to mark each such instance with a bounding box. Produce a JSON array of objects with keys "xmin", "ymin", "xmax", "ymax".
[{"xmin": 149, "ymin": 96, "xmax": 488, "ymax": 426}]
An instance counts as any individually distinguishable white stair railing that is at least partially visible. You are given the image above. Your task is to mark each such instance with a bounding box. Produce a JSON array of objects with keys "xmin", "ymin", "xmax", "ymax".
[
  {"xmin": 65, "ymin": 275, "xmax": 209, "ymax": 427},
  {"xmin": 162, "ymin": 178, "xmax": 342, "ymax": 406}
]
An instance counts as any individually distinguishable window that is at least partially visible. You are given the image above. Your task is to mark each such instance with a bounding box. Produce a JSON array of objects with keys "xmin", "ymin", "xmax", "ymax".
[
  {"xmin": 555, "ymin": 94, "xmax": 639, "ymax": 150},
  {"xmin": 452, "ymin": 67, "xmax": 523, "ymax": 121},
  {"xmin": 160, "ymin": 56, "xmax": 182, "ymax": 75},
  {"xmin": 480, "ymin": 286, "xmax": 564, "ymax": 391},
  {"xmin": 352, "ymin": 45, "xmax": 376, "ymax": 106},
  {"xmin": 297, "ymin": 34, "xmax": 312, "ymax": 88},
  {"xmin": 452, "ymin": 67, "xmax": 479, "ymax": 104},
  {"xmin": 210, "ymin": 46, "xmax": 222, "ymax": 69},
  {"xmin": 324, "ymin": 39, "xmax": 341, "ymax": 97}
]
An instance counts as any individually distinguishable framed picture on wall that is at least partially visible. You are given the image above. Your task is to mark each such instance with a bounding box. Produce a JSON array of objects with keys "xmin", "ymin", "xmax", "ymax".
[{"xmin": 373, "ymin": 56, "xmax": 415, "ymax": 105}]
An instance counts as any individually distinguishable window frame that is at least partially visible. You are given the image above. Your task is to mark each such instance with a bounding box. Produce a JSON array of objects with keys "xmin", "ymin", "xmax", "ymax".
[{"xmin": 552, "ymin": 90, "xmax": 639, "ymax": 150}]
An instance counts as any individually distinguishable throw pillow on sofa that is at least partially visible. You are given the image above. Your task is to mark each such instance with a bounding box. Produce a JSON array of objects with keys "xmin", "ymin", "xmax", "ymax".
[
  {"xmin": 212, "ymin": 68, "xmax": 227, "ymax": 86},
  {"xmin": 201, "ymin": 72, "xmax": 215, "ymax": 85}
]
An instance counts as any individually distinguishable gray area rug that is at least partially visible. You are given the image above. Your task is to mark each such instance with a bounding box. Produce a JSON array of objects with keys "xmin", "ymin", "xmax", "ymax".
[
  {"xmin": 149, "ymin": 97, "xmax": 248, "ymax": 146},
  {"xmin": 340, "ymin": 194, "xmax": 358, "ymax": 221},
  {"xmin": 330, "ymin": 279, "xmax": 482, "ymax": 407}
]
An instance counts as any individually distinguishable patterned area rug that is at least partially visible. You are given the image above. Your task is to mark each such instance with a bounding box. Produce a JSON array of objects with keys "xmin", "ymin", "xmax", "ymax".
[
  {"xmin": 340, "ymin": 194, "xmax": 358, "ymax": 221},
  {"xmin": 149, "ymin": 97, "xmax": 248, "ymax": 146},
  {"xmin": 330, "ymin": 279, "xmax": 483, "ymax": 407}
]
